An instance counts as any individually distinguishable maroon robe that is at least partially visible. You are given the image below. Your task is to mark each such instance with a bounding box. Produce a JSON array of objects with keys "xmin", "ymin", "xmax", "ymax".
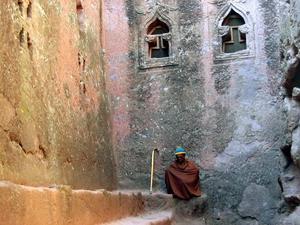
[{"xmin": 165, "ymin": 160, "xmax": 201, "ymax": 200}]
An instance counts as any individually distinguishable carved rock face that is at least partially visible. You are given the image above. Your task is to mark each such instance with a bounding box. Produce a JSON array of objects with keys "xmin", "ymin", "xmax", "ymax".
[
  {"xmin": 238, "ymin": 184, "xmax": 277, "ymax": 224},
  {"xmin": 281, "ymin": 166, "xmax": 300, "ymax": 206},
  {"xmin": 292, "ymin": 126, "xmax": 300, "ymax": 168},
  {"xmin": 281, "ymin": 206, "xmax": 300, "ymax": 225},
  {"xmin": 0, "ymin": 0, "xmax": 116, "ymax": 190},
  {"xmin": 217, "ymin": 0, "xmax": 247, "ymax": 6}
]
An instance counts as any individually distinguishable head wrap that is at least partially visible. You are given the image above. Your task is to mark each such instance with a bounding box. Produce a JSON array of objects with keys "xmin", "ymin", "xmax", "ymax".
[{"xmin": 175, "ymin": 147, "xmax": 186, "ymax": 155}]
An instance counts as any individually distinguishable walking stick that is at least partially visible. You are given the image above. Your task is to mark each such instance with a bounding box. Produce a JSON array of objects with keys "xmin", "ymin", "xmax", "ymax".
[{"xmin": 150, "ymin": 148, "xmax": 159, "ymax": 194}]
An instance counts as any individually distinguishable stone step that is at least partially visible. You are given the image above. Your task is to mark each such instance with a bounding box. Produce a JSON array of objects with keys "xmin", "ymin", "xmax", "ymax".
[
  {"xmin": 114, "ymin": 190, "xmax": 174, "ymax": 211},
  {"xmin": 0, "ymin": 181, "xmax": 144, "ymax": 225},
  {"xmin": 100, "ymin": 210, "xmax": 173, "ymax": 225},
  {"xmin": 0, "ymin": 181, "xmax": 173, "ymax": 225}
]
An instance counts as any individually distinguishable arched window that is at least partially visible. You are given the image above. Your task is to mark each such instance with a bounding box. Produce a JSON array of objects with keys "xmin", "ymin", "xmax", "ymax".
[
  {"xmin": 222, "ymin": 10, "xmax": 246, "ymax": 53},
  {"xmin": 139, "ymin": 5, "xmax": 179, "ymax": 69},
  {"xmin": 147, "ymin": 19, "xmax": 170, "ymax": 58}
]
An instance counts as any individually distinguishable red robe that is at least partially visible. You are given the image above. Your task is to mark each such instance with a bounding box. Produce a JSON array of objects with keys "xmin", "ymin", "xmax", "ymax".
[{"xmin": 165, "ymin": 160, "xmax": 201, "ymax": 200}]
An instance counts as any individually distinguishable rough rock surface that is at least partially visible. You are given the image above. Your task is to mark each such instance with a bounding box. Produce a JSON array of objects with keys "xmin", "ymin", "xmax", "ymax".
[
  {"xmin": 238, "ymin": 183, "xmax": 277, "ymax": 224},
  {"xmin": 292, "ymin": 126, "xmax": 300, "ymax": 168},
  {"xmin": 279, "ymin": 206, "xmax": 300, "ymax": 225},
  {"xmin": 284, "ymin": 98, "xmax": 300, "ymax": 137},
  {"xmin": 0, "ymin": 0, "xmax": 116, "ymax": 189},
  {"xmin": 0, "ymin": 181, "xmax": 145, "ymax": 225},
  {"xmin": 2, "ymin": 0, "xmax": 300, "ymax": 224},
  {"xmin": 281, "ymin": 166, "xmax": 300, "ymax": 205},
  {"xmin": 173, "ymin": 194, "xmax": 208, "ymax": 218},
  {"xmin": 105, "ymin": 0, "xmax": 287, "ymax": 224},
  {"xmin": 279, "ymin": 0, "xmax": 300, "ymax": 223}
]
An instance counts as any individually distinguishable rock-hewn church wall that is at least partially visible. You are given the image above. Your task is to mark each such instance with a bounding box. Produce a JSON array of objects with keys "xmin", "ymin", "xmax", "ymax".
[
  {"xmin": 278, "ymin": 0, "xmax": 300, "ymax": 224},
  {"xmin": 105, "ymin": 0, "xmax": 288, "ymax": 224},
  {"xmin": 0, "ymin": 0, "xmax": 116, "ymax": 190}
]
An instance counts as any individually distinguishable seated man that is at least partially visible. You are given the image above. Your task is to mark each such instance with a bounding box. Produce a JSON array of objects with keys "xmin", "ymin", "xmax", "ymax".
[{"xmin": 165, "ymin": 147, "xmax": 201, "ymax": 200}]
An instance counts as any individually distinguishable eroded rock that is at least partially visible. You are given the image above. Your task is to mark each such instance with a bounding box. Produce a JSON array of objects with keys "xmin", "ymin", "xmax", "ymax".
[
  {"xmin": 281, "ymin": 206, "xmax": 300, "ymax": 225},
  {"xmin": 281, "ymin": 166, "xmax": 300, "ymax": 206},
  {"xmin": 238, "ymin": 183, "xmax": 276, "ymax": 224},
  {"xmin": 292, "ymin": 87, "xmax": 300, "ymax": 101},
  {"xmin": 173, "ymin": 194, "xmax": 208, "ymax": 218},
  {"xmin": 0, "ymin": 94, "xmax": 15, "ymax": 130},
  {"xmin": 284, "ymin": 98, "xmax": 300, "ymax": 134},
  {"xmin": 291, "ymin": 126, "xmax": 300, "ymax": 168}
]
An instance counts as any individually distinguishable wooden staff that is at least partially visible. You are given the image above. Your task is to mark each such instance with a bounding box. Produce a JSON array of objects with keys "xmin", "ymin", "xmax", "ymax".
[{"xmin": 150, "ymin": 148, "xmax": 159, "ymax": 194}]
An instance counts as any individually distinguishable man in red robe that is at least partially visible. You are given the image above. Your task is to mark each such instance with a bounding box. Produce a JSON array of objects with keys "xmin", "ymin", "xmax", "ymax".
[{"xmin": 165, "ymin": 147, "xmax": 201, "ymax": 200}]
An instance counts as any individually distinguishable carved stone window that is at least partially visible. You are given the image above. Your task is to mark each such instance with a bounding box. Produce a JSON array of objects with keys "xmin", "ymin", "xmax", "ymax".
[
  {"xmin": 147, "ymin": 19, "xmax": 170, "ymax": 58},
  {"xmin": 216, "ymin": 3, "xmax": 254, "ymax": 60},
  {"xmin": 137, "ymin": 3, "xmax": 179, "ymax": 69},
  {"xmin": 222, "ymin": 10, "xmax": 246, "ymax": 53}
]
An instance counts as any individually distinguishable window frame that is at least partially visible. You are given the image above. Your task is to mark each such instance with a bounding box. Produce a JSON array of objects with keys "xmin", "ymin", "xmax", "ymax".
[
  {"xmin": 147, "ymin": 24, "xmax": 170, "ymax": 59},
  {"xmin": 138, "ymin": 8, "xmax": 179, "ymax": 69},
  {"xmin": 215, "ymin": 3, "xmax": 255, "ymax": 61},
  {"xmin": 222, "ymin": 26, "xmax": 246, "ymax": 53}
]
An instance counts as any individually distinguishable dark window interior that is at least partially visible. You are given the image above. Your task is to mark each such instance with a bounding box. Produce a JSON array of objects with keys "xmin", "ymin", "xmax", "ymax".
[
  {"xmin": 222, "ymin": 10, "xmax": 245, "ymax": 26},
  {"xmin": 222, "ymin": 10, "xmax": 246, "ymax": 53},
  {"xmin": 147, "ymin": 19, "xmax": 170, "ymax": 58}
]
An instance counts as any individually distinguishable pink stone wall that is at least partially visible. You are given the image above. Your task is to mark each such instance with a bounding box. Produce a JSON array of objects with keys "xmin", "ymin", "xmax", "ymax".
[{"xmin": 103, "ymin": 0, "xmax": 132, "ymax": 182}]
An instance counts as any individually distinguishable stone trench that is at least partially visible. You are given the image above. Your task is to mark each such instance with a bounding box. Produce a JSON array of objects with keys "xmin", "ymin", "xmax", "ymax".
[{"xmin": 1, "ymin": 0, "xmax": 300, "ymax": 225}]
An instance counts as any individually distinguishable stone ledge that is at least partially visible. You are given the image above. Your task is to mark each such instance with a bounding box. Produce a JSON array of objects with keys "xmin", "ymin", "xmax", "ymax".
[
  {"xmin": 173, "ymin": 194, "xmax": 208, "ymax": 218},
  {"xmin": 0, "ymin": 181, "xmax": 145, "ymax": 225},
  {"xmin": 100, "ymin": 210, "xmax": 173, "ymax": 225}
]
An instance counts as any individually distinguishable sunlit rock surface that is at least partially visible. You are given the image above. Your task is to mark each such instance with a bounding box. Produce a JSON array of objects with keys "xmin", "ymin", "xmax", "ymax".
[
  {"xmin": 0, "ymin": 0, "xmax": 116, "ymax": 189},
  {"xmin": 1, "ymin": 0, "xmax": 300, "ymax": 224}
]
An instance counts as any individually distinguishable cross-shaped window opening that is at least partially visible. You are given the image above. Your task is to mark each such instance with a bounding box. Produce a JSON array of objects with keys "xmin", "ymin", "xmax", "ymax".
[
  {"xmin": 147, "ymin": 19, "xmax": 170, "ymax": 58},
  {"xmin": 222, "ymin": 10, "xmax": 246, "ymax": 53}
]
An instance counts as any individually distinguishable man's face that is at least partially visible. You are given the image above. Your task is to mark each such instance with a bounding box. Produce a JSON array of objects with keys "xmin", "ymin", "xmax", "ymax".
[{"xmin": 176, "ymin": 153, "xmax": 186, "ymax": 163}]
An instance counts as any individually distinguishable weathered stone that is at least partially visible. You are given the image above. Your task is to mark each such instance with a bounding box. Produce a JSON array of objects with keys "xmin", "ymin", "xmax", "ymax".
[
  {"xmin": 284, "ymin": 98, "xmax": 300, "ymax": 135},
  {"xmin": 202, "ymin": 208, "xmax": 262, "ymax": 225},
  {"xmin": 0, "ymin": 0, "xmax": 116, "ymax": 189},
  {"xmin": 173, "ymin": 194, "xmax": 208, "ymax": 217},
  {"xmin": 281, "ymin": 166, "xmax": 300, "ymax": 205},
  {"xmin": 0, "ymin": 181, "xmax": 145, "ymax": 225},
  {"xmin": 292, "ymin": 87, "xmax": 300, "ymax": 101},
  {"xmin": 291, "ymin": 126, "xmax": 300, "ymax": 168},
  {"xmin": 104, "ymin": 0, "xmax": 288, "ymax": 224},
  {"xmin": 282, "ymin": 46, "xmax": 300, "ymax": 97},
  {"xmin": 143, "ymin": 191, "xmax": 174, "ymax": 211},
  {"xmin": 0, "ymin": 94, "xmax": 15, "ymax": 130},
  {"xmin": 0, "ymin": 181, "xmax": 178, "ymax": 225},
  {"xmin": 19, "ymin": 122, "xmax": 39, "ymax": 155},
  {"xmin": 102, "ymin": 211, "xmax": 173, "ymax": 225},
  {"xmin": 280, "ymin": 1, "xmax": 300, "ymax": 223},
  {"xmin": 2, "ymin": 0, "xmax": 300, "ymax": 224},
  {"xmin": 281, "ymin": 206, "xmax": 300, "ymax": 225},
  {"xmin": 238, "ymin": 183, "xmax": 276, "ymax": 224}
]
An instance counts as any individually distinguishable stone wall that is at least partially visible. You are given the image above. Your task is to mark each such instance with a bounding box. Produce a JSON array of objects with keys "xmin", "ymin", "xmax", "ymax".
[
  {"xmin": 278, "ymin": 0, "xmax": 300, "ymax": 224},
  {"xmin": 0, "ymin": 0, "xmax": 116, "ymax": 190},
  {"xmin": 105, "ymin": 0, "xmax": 289, "ymax": 224}
]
